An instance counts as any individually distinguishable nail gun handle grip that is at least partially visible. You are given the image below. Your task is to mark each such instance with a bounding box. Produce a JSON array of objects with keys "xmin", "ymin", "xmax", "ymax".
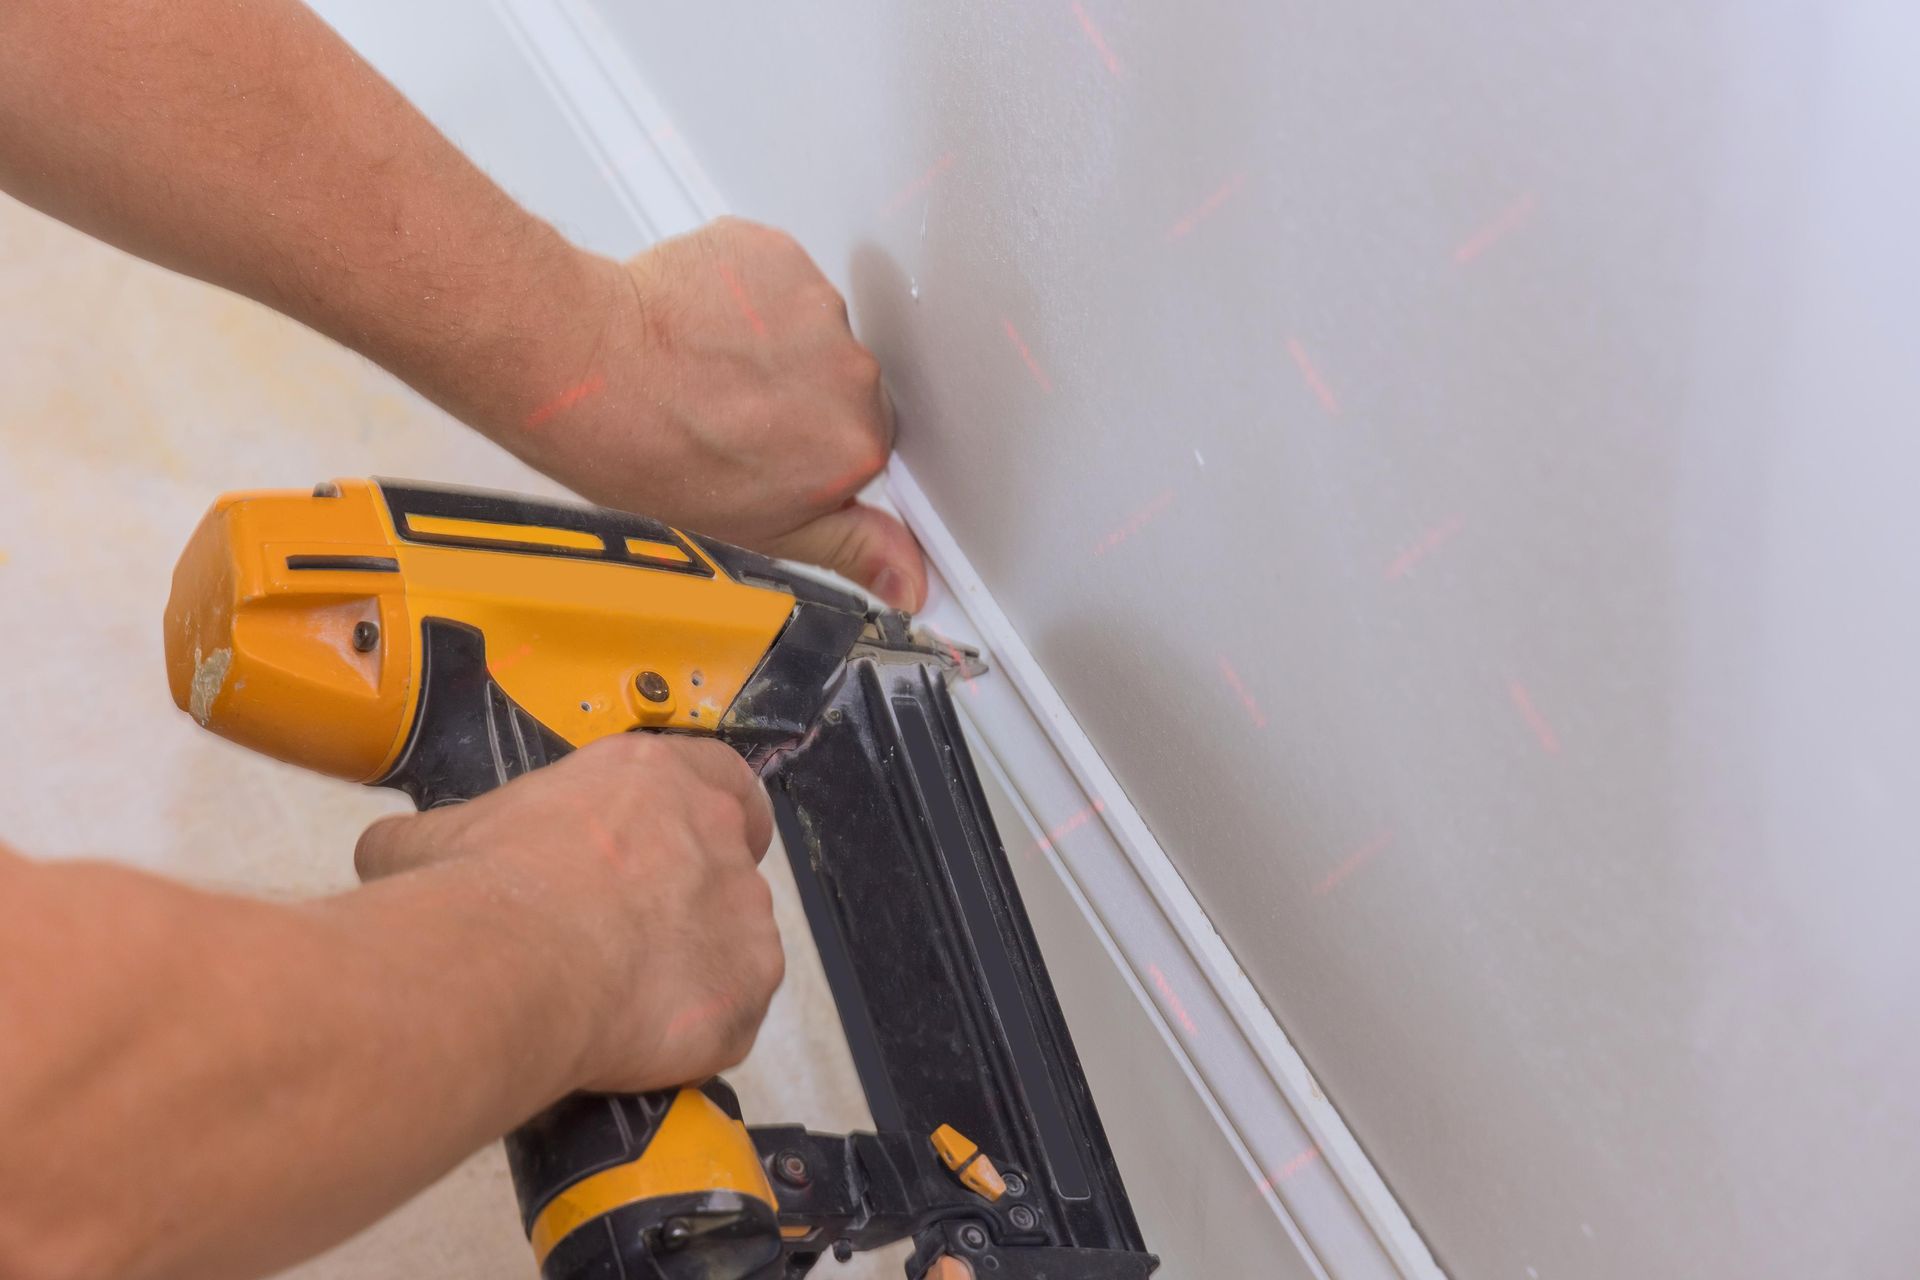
[
  {"xmin": 373, "ymin": 619, "xmax": 578, "ymax": 809},
  {"xmin": 371, "ymin": 622, "xmax": 738, "ymax": 1274},
  {"xmin": 504, "ymin": 1090, "xmax": 681, "ymax": 1269}
]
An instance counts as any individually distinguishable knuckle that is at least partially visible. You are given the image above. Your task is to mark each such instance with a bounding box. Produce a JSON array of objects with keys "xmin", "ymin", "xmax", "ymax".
[
  {"xmin": 738, "ymin": 869, "xmax": 775, "ymax": 917},
  {"xmin": 591, "ymin": 730, "xmax": 654, "ymax": 766},
  {"xmin": 353, "ymin": 817, "xmax": 404, "ymax": 879},
  {"xmin": 761, "ymin": 936, "xmax": 788, "ymax": 991},
  {"xmin": 698, "ymin": 792, "xmax": 746, "ymax": 840}
]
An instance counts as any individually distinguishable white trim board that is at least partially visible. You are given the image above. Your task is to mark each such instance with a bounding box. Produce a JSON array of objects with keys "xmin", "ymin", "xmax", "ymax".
[{"xmin": 489, "ymin": 4, "xmax": 1444, "ymax": 1275}]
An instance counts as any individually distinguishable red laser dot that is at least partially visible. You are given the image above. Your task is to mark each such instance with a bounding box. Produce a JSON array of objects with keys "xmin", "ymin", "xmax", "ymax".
[
  {"xmin": 1092, "ymin": 488, "xmax": 1175, "ymax": 556},
  {"xmin": 715, "ymin": 263, "xmax": 767, "ymax": 337},
  {"xmin": 1001, "ymin": 317, "xmax": 1053, "ymax": 393},
  {"xmin": 524, "ymin": 373, "xmax": 606, "ymax": 428},
  {"xmin": 880, "ymin": 150, "xmax": 957, "ymax": 218},
  {"xmin": 1313, "ymin": 831, "xmax": 1393, "ymax": 897},
  {"xmin": 1509, "ymin": 679, "xmax": 1561, "ymax": 755},
  {"xmin": 1385, "ymin": 515, "xmax": 1465, "ymax": 581},
  {"xmin": 1454, "ymin": 191, "xmax": 1538, "ymax": 265},
  {"xmin": 1070, "ymin": 1, "xmax": 1124, "ymax": 77},
  {"xmin": 1286, "ymin": 337, "xmax": 1340, "ymax": 416},
  {"xmin": 1166, "ymin": 171, "xmax": 1247, "ymax": 242}
]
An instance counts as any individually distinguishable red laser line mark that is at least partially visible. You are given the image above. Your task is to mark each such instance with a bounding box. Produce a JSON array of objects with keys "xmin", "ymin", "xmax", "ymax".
[
  {"xmin": 1509, "ymin": 679, "xmax": 1561, "ymax": 755},
  {"xmin": 1314, "ymin": 831, "xmax": 1393, "ymax": 897},
  {"xmin": 666, "ymin": 990, "xmax": 740, "ymax": 1039},
  {"xmin": 802, "ymin": 453, "xmax": 889, "ymax": 508},
  {"xmin": 486, "ymin": 641, "xmax": 534, "ymax": 678},
  {"xmin": 525, "ymin": 373, "xmax": 606, "ymax": 428},
  {"xmin": 582, "ymin": 814, "xmax": 619, "ymax": 870},
  {"xmin": 1218, "ymin": 657, "xmax": 1268, "ymax": 729},
  {"xmin": 1166, "ymin": 171, "xmax": 1247, "ymax": 242},
  {"xmin": 941, "ymin": 638, "xmax": 981, "ymax": 701},
  {"xmin": 1093, "ymin": 488, "xmax": 1175, "ymax": 556},
  {"xmin": 1252, "ymin": 1144, "xmax": 1323, "ymax": 1197},
  {"xmin": 1001, "ymin": 317, "xmax": 1053, "ymax": 393},
  {"xmin": 1148, "ymin": 962, "xmax": 1199, "ymax": 1035},
  {"xmin": 1286, "ymin": 336, "xmax": 1340, "ymax": 416},
  {"xmin": 1454, "ymin": 191, "xmax": 1538, "ymax": 265},
  {"xmin": 880, "ymin": 150, "xmax": 957, "ymax": 218},
  {"xmin": 1385, "ymin": 515, "xmax": 1465, "ymax": 581},
  {"xmin": 1070, "ymin": 1, "xmax": 1124, "ymax": 77},
  {"xmin": 715, "ymin": 263, "xmax": 767, "ymax": 336},
  {"xmin": 1037, "ymin": 799, "xmax": 1108, "ymax": 854}
]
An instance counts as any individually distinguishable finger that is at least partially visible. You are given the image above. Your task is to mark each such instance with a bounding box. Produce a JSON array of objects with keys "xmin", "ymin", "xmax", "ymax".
[
  {"xmin": 874, "ymin": 373, "xmax": 898, "ymax": 446},
  {"xmin": 764, "ymin": 501, "xmax": 927, "ymax": 613},
  {"xmin": 661, "ymin": 738, "xmax": 776, "ymax": 861},
  {"xmin": 354, "ymin": 806, "xmax": 464, "ymax": 882},
  {"xmin": 740, "ymin": 784, "xmax": 775, "ymax": 862}
]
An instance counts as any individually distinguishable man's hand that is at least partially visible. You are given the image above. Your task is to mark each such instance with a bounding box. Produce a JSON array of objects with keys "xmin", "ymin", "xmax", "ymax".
[
  {"xmin": 354, "ymin": 734, "xmax": 784, "ymax": 1092},
  {"xmin": 500, "ymin": 219, "xmax": 927, "ymax": 612},
  {"xmin": 0, "ymin": 736, "xmax": 786, "ymax": 1280},
  {"xmin": 0, "ymin": 1, "xmax": 928, "ymax": 613}
]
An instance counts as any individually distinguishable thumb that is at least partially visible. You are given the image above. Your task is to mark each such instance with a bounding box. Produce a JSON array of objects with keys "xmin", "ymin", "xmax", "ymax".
[
  {"xmin": 764, "ymin": 501, "xmax": 927, "ymax": 612},
  {"xmin": 354, "ymin": 805, "xmax": 468, "ymax": 883}
]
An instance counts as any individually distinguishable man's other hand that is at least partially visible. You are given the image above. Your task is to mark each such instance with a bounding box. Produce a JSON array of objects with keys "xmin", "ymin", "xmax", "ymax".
[
  {"xmin": 354, "ymin": 733, "xmax": 784, "ymax": 1093},
  {"xmin": 508, "ymin": 217, "xmax": 927, "ymax": 612}
]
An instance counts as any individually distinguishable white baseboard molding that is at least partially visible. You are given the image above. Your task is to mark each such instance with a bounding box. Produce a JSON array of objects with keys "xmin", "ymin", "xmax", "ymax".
[{"xmin": 490, "ymin": 3, "xmax": 1445, "ymax": 1275}]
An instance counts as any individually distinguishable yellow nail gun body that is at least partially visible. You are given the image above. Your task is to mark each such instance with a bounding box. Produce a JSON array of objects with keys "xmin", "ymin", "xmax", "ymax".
[{"xmin": 164, "ymin": 478, "xmax": 1156, "ymax": 1280}]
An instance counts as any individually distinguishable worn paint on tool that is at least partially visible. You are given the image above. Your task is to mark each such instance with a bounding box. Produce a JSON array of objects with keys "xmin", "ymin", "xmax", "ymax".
[{"xmin": 189, "ymin": 648, "xmax": 232, "ymax": 726}]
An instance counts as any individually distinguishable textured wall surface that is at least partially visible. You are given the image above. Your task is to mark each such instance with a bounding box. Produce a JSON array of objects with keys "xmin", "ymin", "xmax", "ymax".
[{"xmin": 582, "ymin": 3, "xmax": 1920, "ymax": 1276}]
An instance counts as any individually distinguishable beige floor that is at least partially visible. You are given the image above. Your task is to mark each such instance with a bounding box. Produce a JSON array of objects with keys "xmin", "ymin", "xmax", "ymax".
[{"xmin": 0, "ymin": 194, "xmax": 894, "ymax": 1278}]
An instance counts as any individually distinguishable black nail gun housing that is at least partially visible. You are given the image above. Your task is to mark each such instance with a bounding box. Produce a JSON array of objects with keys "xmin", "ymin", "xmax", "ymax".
[{"xmin": 761, "ymin": 636, "xmax": 1156, "ymax": 1278}]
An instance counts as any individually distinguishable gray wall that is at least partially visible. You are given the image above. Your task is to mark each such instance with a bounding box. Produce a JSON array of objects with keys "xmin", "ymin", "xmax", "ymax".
[{"xmin": 589, "ymin": 3, "xmax": 1920, "ymax": 1276}]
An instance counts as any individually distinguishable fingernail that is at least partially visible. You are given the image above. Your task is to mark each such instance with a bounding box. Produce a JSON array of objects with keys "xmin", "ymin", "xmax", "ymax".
[{"xmin": 872, "ymin": 567, "xmax": 914, "ymax": 611}]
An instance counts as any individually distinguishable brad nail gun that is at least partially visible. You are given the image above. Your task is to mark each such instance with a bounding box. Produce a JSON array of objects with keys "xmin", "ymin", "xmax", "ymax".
[{"xmin": 162, "ymin": 478, "xmax": 1157, "ymax": 1280}]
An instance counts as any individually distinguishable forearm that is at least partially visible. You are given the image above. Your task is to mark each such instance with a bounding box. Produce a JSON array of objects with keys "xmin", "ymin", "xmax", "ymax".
[
  {"xmin": 0, "ymin": 846, "xmax": 585, "ymax": 1280},
  {"xmin": 0, "ymin": 0, "xmax": 616, "ymax": 440}
]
